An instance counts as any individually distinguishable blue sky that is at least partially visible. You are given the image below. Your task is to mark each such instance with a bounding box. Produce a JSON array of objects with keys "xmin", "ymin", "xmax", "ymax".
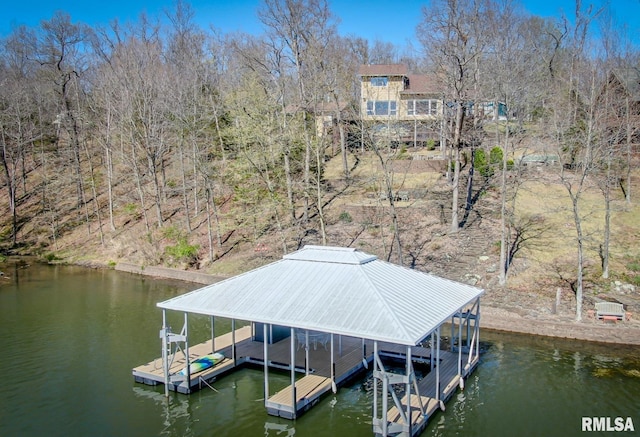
[{"xmin": 2, "ymin": 0, "xmax": 639, "ymax": 49}]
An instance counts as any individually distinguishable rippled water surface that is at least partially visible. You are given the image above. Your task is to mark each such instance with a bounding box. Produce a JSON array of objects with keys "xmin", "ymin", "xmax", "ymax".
[{"xmin": 0, "ymin": 262, "xmax": 638, "ymax": 437}]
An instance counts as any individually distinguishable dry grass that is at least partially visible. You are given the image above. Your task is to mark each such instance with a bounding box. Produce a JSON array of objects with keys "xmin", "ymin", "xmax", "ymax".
[
  {"xmin": 511, "ymin": 170, "xmax": 640, "ymax": 291},
  {"xmin": 324, "ymin": 150, "xmax": 443, "ymax": 192}
]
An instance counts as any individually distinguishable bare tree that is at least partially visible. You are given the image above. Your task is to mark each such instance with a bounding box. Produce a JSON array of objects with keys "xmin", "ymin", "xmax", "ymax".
[
  {"xmin": 225, "ymin": 68, "xmax": 292, "ymax": 251},
  {"xmin": 106, "ymin": 19, "xmax": 169, "ymax": 229},
  {"xmin": 229, "ymin": 32, "xmax": 298, "ymax": 224},
  {"xmin": 546, "ymin": 2, "xmax": 604, "ymax": 321},
  {"xmin": 258, "ymin": 0, "xmax": 338, "ymax": 228},
  {"xmin": 36, "ymin": 12, "xmax": 91, "ymax": 217},
  {"xmin": 0, "ymin": 30, "xmax": 37, "ymax": 246},
  {"xmin": 418, "ymin": 0, "xmax": 487, "ymax": 233}
]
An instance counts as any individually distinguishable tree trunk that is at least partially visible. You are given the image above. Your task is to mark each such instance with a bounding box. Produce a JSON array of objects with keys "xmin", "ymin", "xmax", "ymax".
[
  {"xmin": 450, "ymin": 101, "xmax": 465, "ymax": 233},
  {"xmin": 148, "ymin": 154, "xmax": 164, "ymax": 228},
  {"xmin": 104, "ymin": 123, "xmax": 116, "ymax": 231},
  {"xmin": 284, "ymin": 149, "xmax": 295, "ymax": 222},
  {"xmin": 499, "ymin": 121, "xmax": 509, "ymax": 285},
  {"xmin": 0, "ymin": 130, "xmax": 18, "ymax": 246},
  {"xmin": 573, "ymin": 195, "xmax": 584, "ymax": 322},
  {"xmin": 316, "ymin": 141, "xmax": 327, "ymax": 245},
  {"xmin": 339, "ymin": 118, "xmax": 349, "ymax": 180},
  {"xmin": 192, "ymin": 141, "xmax": 199, "ymax": 217},
  {"xmin": 83, "ymin": 140, "xmax": 104, "ymax": 246},
  {"xmin": 130, "ymin": 144, "xmax": 150, "ymax": 233},
  {"xmin": 178, "ymin": 140, "xmax": 191, "ymax": 232},
  {"xmin": 602, "ymin": 164, "xmax": 611, "ymax": 279},
  {"xmin": 451, "ymin": 147, "xmax": 461, "ymax": 233},
  {"xmin": 464, "ymin": 147, "xmax": 475, "ymax": 218},
  {"xmin": 625, "ymin": 96, "xmax": 632, "ymax": 205}
]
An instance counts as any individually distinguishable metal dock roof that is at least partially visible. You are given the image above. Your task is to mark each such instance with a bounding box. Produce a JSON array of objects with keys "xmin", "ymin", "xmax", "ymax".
[{"xmin": 157, "ymin": 245, "xmax": 483, "ymax": 346}]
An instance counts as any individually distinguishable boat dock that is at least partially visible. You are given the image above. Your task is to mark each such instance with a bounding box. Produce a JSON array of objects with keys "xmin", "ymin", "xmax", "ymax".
[
  {"xmin": 133, "ymin": 325, "xmax": 478, "ymax": 431},
  {"xmin": 132, "ymin": 325, "xmax": 253, "ymax": 393},
  {"xmin": 139, "ymin": 246, "xmax": 484, "ymax": 436},
  {"xmin": 133, "ymin": 326, "xmax": 375, "ymax": 397}
]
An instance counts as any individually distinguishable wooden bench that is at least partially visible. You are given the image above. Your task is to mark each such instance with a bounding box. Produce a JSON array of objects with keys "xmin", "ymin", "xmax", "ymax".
[
  {"xmin": 595, "ymin": 302, "xmax": 626, "ymax": 322},
  {"xmin": 397, "ymin": 191, "xmax": 409, "ymax": 201}
]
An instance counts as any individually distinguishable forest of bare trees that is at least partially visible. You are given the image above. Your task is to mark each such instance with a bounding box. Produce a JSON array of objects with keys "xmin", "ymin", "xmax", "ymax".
[{"xmin": 1, "ymin": 0, "xmax": 638, "ymax": 320}]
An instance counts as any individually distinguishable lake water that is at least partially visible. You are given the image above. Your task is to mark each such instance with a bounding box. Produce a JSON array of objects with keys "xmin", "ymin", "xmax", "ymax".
[{"xmin": 0, "ymin": 261, "xmax": 638, "ymax": 437}]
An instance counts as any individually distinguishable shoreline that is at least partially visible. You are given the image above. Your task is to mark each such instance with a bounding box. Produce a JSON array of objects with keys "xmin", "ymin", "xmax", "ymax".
[
  {"xmin": 115, "ymin": 262, "xmax": 640, "ymax": 347},
  {"xmin": 481, "ymin": 306, "xmax": 640, "ymax": 346}
]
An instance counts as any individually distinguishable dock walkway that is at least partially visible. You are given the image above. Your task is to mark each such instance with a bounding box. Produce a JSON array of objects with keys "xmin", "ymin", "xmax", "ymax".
[
  {"xmin": 133, "ymin": 327, "xmax": 478, "ymax": 427},
  {"xmin": 132, "ymin": 326, "xmax": 253, "ymax": 393}
]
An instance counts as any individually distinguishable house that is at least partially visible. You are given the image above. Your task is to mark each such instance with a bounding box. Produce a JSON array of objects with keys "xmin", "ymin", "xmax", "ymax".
[
  {"xmin": 357, "ymin": 64, "xmax": 507, "ymax": 142},
  {"xmin": 358, "ymin": 64, "xmax": 443, "ymax": 147},
  {"xmin": 358, "ymin": 64, "xmax": 442, "ymax": 122},
  {"xmin": 607, "ymin": 67, "xmax": 640, "ymax": 113},
  {"xmin": 599, "ymin": 68, "xmax": 640, "ymax": 149}
]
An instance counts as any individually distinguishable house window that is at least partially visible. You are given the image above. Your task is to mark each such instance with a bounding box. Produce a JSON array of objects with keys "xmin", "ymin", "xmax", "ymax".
[
  {"xmin": 367, "ymin": 100, "xmax": 397, "ymax": 116},
  {"xmin": 370, "ymin": 77, "xmax": 388, "ymax": 87},
  {"xmin": 407, "ymin": 99, "xmax": 438, "ymax": 116}
]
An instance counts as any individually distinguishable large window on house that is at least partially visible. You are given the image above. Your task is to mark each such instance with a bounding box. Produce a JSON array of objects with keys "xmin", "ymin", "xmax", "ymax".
[
  {"xmin": 407, "ymin": 99, "xmax": 439, "ymax": 116},
  {"xmin": 366, "ymin": 100, "xmax": 397, "ymax": 116},
  {"xmin": 370, "ymin": 77, "xmax": 388, "ymax": 86}
]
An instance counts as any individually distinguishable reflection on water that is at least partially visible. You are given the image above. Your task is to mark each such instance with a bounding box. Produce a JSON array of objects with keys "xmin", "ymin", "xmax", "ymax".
[
  {"xmin": 132, "ymin": 387, "xmax": 193, "ymax": 434},
  {"xmin": 0, "ymin": 262, "xmax": 639, "ymax": 437},
  {"xmin": 264, "ymin": 421, "xmax": 296, "ymax": 436}
]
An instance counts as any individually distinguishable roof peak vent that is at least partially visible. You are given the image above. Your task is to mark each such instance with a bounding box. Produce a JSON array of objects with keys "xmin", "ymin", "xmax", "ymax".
[{"xmin": 283, "ymin": 245, "xmax": 377, "ymax": 265}]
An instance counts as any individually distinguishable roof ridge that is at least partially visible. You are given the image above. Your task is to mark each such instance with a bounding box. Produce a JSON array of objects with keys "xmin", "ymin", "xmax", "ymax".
[{"xmin": 356, "ymin": 261, "xmax": 413, "ymax": 342}]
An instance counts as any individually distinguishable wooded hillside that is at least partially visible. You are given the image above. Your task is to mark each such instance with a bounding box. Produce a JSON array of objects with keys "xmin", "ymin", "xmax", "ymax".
[{"xmin": 1, "ymin": 0, "xmax": 639, "ymax": 321}]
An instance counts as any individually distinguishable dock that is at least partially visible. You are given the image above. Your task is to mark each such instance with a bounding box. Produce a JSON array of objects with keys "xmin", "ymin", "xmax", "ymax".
[
  {"xmin": 132, "ymin": 325, "xmax": 253, "ymax": 393},
  {"xmin": 381, "ymin": 350, "xmax": 480, "ymax": 436},
  {"xmin": 142, "ymin": 246, "xmax": 484, "ymax": 436},
  {"xmin": 133, "ymin": 326, "xmax": 478, "ymax": 431}
]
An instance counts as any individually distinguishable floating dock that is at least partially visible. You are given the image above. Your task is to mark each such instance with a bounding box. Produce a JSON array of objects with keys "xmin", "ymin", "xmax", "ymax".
[
  {"xmin": 133, "ymin": 325, "xmax": 478, "ymax": 432},
  {"xmin": 132, "ymin": 326, "xmax": 253, "ymax": 393},
  {"xmin": 136, "ymin": 246, "xmax": 484, "ymax": 436}
]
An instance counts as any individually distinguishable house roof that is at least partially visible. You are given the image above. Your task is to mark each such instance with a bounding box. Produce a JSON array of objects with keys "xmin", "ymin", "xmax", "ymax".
[
  {"xmin": 402, "ymin": 74, "xmax": 441, "ymax": 96},
  {"xmin": 157, "ymin": 245, "xmax": 483, "ymax": 346},
  {"xmin": 358, "ymin": 64, "xmax": 408, "ymax": 77},
  {"xmin": 611, "ymin": 68, "xmax": 640, "ymax": 101},
  {"xmin": 284, "ymin": 100, "xmax": 350, "ymax": 115}
]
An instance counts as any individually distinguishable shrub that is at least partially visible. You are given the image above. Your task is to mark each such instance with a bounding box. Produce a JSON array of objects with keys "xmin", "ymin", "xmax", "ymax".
[
  {"xmin": 489, "ymin": 146, "xmax": 503, "ymax": 165},
  {"xmin": 474, "ymin": 149, "xmax": 494, "ymax": 178},
  {"xmin": 162, "ymin": 225, "xmax": 199, "ymax": 266},
  {"xmin": 165, "ymin": 239, "xmax": 199, "ymax": 266},
  {"xmin": 44, "ymin": 252, "xmax": 60, "ymax": 262},
  {"xmin": 123, "ymin": 203, "xmax": 138, "ymax": 215},
  {"xmin": 397, "ymin": 145, "xmax": 409, "ymax": 159},
  {"xmin": 339, "ymin": 211, "xmax": 353, "ymax": 223}
]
